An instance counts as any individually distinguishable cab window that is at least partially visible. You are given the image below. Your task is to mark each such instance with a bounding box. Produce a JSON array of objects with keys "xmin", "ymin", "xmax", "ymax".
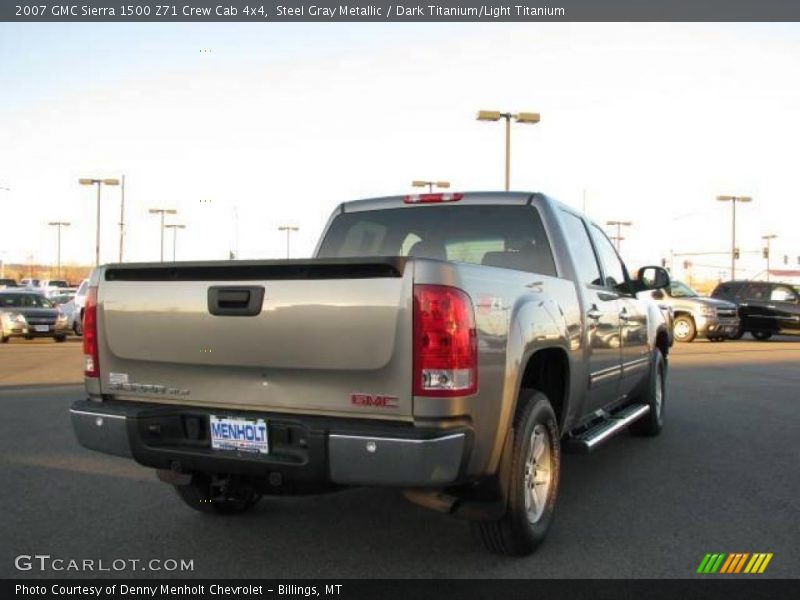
[{"xmin": 589, "ymin": 225, "xmax": 628, "ymax": 292}]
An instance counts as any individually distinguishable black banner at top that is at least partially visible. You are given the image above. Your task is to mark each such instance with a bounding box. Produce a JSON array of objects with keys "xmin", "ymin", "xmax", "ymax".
[{"xmin": 3, "ymin": 0, "xmax": 800, "ymax": 22}]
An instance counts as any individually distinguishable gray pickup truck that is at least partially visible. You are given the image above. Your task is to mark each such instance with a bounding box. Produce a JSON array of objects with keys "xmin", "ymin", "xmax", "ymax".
[{"xmin": 71, "ymin": 192, "xmax": 671, "ymax": 556}]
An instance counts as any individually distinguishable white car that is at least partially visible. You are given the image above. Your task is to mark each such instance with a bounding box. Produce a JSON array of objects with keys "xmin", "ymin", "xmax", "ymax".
[{"xmin": 66, "ymin": 279, "xmax": 89, "ymax": 335}]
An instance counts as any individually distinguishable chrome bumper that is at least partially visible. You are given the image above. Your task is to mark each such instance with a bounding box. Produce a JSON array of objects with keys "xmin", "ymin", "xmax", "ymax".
[
  {"xmin": 70, "ymin": 402, "xmax": 467, "ymax": 487},
  {"xmin": 328, "ymin": 432, "xmax": 466, "ymax": 486},
  {"xmin": 70, "ymin": 407, "xmax": 132, "ymax": 458}
]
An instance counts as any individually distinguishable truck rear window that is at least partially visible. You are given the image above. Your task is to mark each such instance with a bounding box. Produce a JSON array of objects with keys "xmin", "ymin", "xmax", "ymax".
[{"xmin": 318, "ymin": 205, "xmax": 557, "ymax": 276}]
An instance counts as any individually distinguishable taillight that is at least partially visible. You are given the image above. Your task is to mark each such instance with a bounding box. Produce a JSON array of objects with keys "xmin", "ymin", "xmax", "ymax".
[
  {"xmin": 83, "ymin": 287, "xmax": 99, "ymax": 378},
  {"xmin": 413, "ymin": 284, "xmax": 477, "ymax": 397},
  {"xmin": 404, "ymin": 193, "xmax": 464, "ymax": 204}
]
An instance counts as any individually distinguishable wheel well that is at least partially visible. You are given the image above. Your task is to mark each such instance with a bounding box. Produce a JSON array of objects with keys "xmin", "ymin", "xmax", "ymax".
[
  {"xmin": 673, "ymin": 310, "xmax": 693, "ymax": 321},
  {"xmin": 519, "ymin": 348, "xmax": 569, "ymax": 430}
]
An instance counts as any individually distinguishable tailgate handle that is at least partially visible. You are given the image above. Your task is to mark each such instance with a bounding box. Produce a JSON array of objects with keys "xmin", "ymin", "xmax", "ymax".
[{"xmin": 208, "ymin": 286, "xmax": 265, "ymax": 317}]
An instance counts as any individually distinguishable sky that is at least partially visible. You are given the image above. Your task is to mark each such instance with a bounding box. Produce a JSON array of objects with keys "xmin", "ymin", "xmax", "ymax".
[{"xmin": 1, "ymin": 22, "xmax": 799, "ymax": 281}]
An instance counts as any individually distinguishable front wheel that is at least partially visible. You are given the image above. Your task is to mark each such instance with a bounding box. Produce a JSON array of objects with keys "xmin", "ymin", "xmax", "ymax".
[
  {"xmin": 673, "ymin": 315, "xmax": 696, "ymax": 343},
  {"xmin": 474, "ymin": 390, "xmax": 560, "ymax": 556},
  {"xmin": 174, "ymin": 473, "xmax": 262, "ymax": 515},
  {"xmin": 728, "ymin": 324, "xmax": 745, "ymax": 340},
  {"xmin": 751, "ymin": 331, "xmax": 773, "ymax": 341},
  {"xmin": 630, "ymin": 350, "xmax": 666, "ymax": 437}
]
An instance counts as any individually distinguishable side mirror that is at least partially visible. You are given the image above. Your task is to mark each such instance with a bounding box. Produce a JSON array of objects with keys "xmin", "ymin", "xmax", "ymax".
[{"xmin": 637, "ymin": 266, "xmax": 670, "ymax": 291}]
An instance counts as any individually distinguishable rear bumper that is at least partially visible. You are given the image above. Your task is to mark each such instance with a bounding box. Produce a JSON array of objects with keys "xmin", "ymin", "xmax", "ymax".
[{"xmin": 70, "ymin": 399, "xmax": 470, "ymax": 488}]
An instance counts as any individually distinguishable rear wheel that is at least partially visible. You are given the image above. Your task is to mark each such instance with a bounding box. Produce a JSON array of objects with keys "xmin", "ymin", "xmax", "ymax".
[
  {"xmin": 474, "ymin": 390, "xmax": 560, "ymax": 556},
  {"xmin": 174, "ymin": 473, "xmax": 262, "ymax": 515},
  {"xmin": 751, "ymin": 331, "xmax": 773, "ymax": 341},
  {"xmin": 673, "ymin": 315, "xmax": 696, "ymax": 343}
]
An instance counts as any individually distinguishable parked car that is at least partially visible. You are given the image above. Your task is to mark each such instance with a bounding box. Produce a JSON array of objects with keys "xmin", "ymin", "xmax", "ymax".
[
  {"xmin": 711, "ymin": 280, "xmax": 800, "ymax": 340},
  {"xmin": 0, "ymin": 290, "xmax": 70, "ymax": 342},
  {"xmin": 19, "ymin": 278, "xmax": 40, "ymax": 288},
  {"xmin": 646, "ymin": 280, "xmax": 739, "ymax": 342},
  {"xmin": 45, "ymin": 287, "xmax": 77, "ymax": 300},
  {"xmin": 70, "ymin": 191, "xmax": 672, "ymax": 556},
  {"xmin": 67, "ymin": 279, "xmax": 90, "ymax": 335},
  {"xmin": 0, "ymin": 278, "xmax": 17, "ymax": 289}
]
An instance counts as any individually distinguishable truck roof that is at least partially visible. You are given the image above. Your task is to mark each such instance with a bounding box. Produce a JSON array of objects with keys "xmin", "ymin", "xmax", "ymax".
[{"xmin": 341, "ymin": 191, "xmax": 542, "ymax": 213}]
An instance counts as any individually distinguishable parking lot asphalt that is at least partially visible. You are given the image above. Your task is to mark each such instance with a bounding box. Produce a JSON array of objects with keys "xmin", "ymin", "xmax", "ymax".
[{"xmin": 0, "ymin": 337, "xmax": 797, "ymax": 578}]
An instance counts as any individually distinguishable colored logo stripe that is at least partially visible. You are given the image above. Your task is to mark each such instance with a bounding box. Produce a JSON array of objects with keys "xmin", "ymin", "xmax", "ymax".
[{"xmin": 698, "ymin": 553, "xmax": 773, "ymax": 574}]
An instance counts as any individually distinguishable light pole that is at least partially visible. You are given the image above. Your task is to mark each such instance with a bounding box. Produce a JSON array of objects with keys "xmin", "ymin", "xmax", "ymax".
[
  {"xmin": 762, "ymin": 234, "xmax": 777, "ymax": 281},
  {"xmin": 47, "ymin": 221, "xmax": 71, "ymax": 279},
  {"xmin": 149, "ymin": 208, "xmax": 177, "ymax": 262},
  {"xmin": 606, "ymin": 220, "xmax": 632, "ymax": 251},
  {"xmin": 165, "ymin": 224, "xmax": 186, "ymax": 262},
  {"xmin": 412, "ymin": 180, "xmax": 450, "ymax": 193},
  {"xmin": 717, "ymin": 195, "xmax": 753, "ymax": 280},
  {"xmin": 476, "ymin": 110, "xmax": 540, "ymax": 191},
  {"xmin": 119, "ymin": 174, "xmax": 126, "ymax": 262},
  {"xmin": 278, "ymin": 226, "xmax": 299, "ymax": 259},
  {"xmin": 79, "ymin": 177, "xmax": 120, "ymax": 265}
]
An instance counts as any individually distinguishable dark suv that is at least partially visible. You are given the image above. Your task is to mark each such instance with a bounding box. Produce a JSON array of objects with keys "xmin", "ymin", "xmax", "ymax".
[{"xmin": 711, "ymin": 280, "xmax": 800, "ymax": 340}]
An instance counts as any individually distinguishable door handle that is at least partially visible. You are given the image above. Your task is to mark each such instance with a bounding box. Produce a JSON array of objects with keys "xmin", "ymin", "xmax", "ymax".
[{"xmin": 587, "ymin": 306, "xmax": 602, "ymax": 320}]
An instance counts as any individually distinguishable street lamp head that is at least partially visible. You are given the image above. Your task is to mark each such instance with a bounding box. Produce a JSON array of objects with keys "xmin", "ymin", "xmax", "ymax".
[
  {"xmin": 411, "ymin": 181, "xmax": 428, "ymax": 188},
  {"xmin": 477, "ymin": 110, "xmax": 502, "ymax": 122},
  {"xmin": 515, "ymin": 112, "xmax": 541, "ymax": 124},
  {"xmin": 717, "ymin": 195, "xmax": 753, "ymax": 203},
  {"xmin": 436, "ymin": 181, "xmax": 451, "ymax": 189},
  {"xmin": 79, "ymin": 178, "xmax": 97, "ymax": 185},
  {"xmin": 48, "ymin": 221, "xmax": 71, "ymax": 226},
  {"xmin": 762, "ymin": 234, "xmax": 777, "ymax": 240},
  {"xmin": 278, "ymin": 226, "xmax": 299, "ymax": 232},
  {"xmin": 102, "ymin": 178, "xmax": 120, "ymax": 186}
]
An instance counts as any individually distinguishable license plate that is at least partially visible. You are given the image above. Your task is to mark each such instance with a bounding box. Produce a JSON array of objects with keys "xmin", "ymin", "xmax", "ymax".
[
  {"xmin": 34, "ymin": 325, "xmax": 49, "ymax": 332},
  {"xmin": 209, "ymin": 415, "xmax": 269, "ymax": 454}
]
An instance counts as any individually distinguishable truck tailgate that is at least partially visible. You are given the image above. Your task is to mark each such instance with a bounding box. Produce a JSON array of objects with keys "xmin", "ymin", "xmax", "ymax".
[{"xmin": 97, "ymin": 260, "xmax": 413, "ymax": 419}]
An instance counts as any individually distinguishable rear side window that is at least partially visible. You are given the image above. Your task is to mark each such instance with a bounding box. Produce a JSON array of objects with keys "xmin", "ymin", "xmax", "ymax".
[
  {"xmin": 559, "ymin": 211, "xmax": 602, "ymax": 287},
  {"xmin": 771, "ymin": 285, "xmax": 798, "ymax": 302},
  {"xmin": 318, "ymin": 205, "xmax": 557, "ymax": 276}
]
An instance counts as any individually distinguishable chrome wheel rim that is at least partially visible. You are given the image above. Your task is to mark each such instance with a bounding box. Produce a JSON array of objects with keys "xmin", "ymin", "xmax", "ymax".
[
  {"xmin": 674, "ymin": 320, "xmax": 691, "ymax": 340},
  {"xmin": 523, "ymin": 424, "xmax": 552, "ymax": 523}
]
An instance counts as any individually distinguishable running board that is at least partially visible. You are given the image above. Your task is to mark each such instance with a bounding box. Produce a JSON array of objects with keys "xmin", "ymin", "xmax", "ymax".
[{"xmin": 565, "ymin": 404, "xmax": 650, "ymax": 454}]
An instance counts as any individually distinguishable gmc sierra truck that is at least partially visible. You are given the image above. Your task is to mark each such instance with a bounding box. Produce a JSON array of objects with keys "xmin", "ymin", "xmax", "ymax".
[{"xmin": 71, "ymin": 192, "xmax": 672, "ymax": 556}]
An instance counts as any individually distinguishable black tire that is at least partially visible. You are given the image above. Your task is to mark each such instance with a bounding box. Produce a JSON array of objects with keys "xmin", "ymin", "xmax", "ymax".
[
  {"xmin": 73, "ymin": 322, "xmax": 82, "ymax": 337},
  {"xmin": 1, "ymin": 335, "xmax": 8, "ymax": 344},
  {"xmin": 474, "ymin": 390, "xmax": 560, "ymax": 556},
  {"xmin": 54, "ymin": 335, "xmax": 67, "ymax": 343},
  {"xmin": 672, "ymin": 315, "xmax": 696, "ymax": 343},
  {"xmin": 728, "ymin": 324, "xmax": 745, "ymax": 340},
  {"xmin": 751, "ymin": 331, "xmax": 773, "ymax": 341},
  {"xmin": 174, "ymin": 473, "xmax": 262, "ymax": 515},
  {"xmin": 630, "ymin": 350, "xmax": 666, "ymax": 437}
]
